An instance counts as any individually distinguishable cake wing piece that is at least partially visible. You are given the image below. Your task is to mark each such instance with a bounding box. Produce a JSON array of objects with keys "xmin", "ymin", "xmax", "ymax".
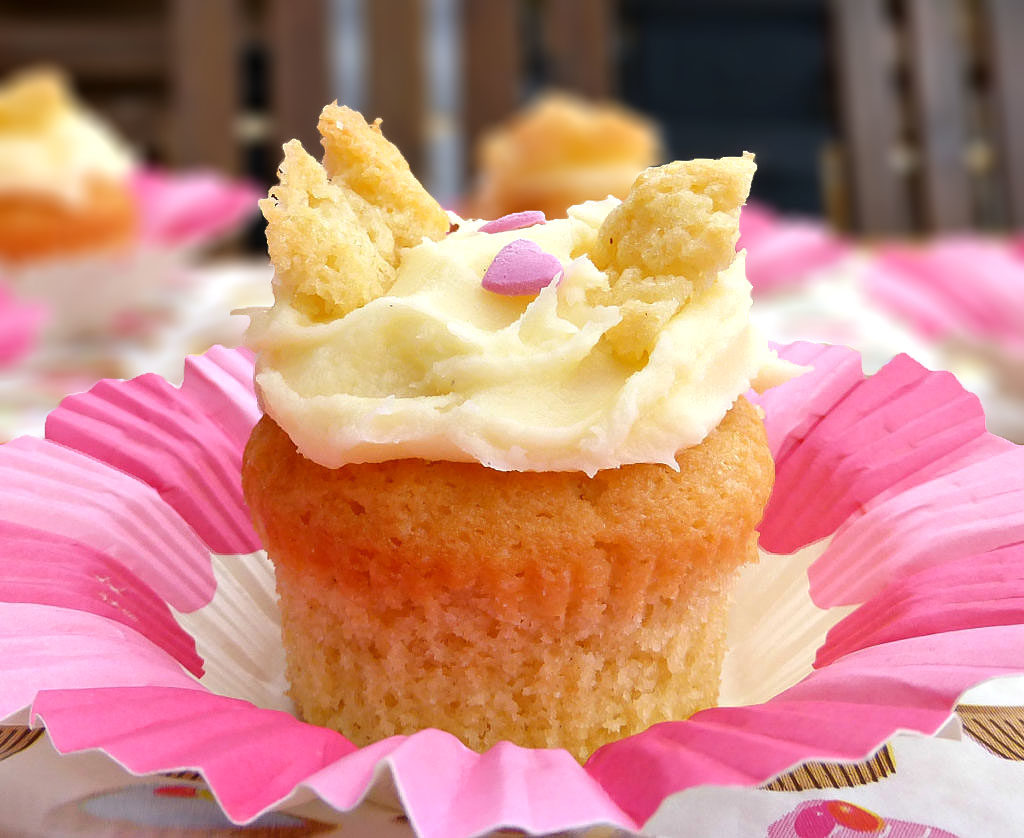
[
  {"xmin": 588, "ymin": 152, "xmax": 756, "ymax": 361},
  {"xmin": 318, "ymin": 104, "xmax": 450, "ymax": 250},
  {"xmin": 261, "ymin": 105, "xmax": 449, "ymax": 321},
  {"xmin": 261, "ymin": 140, "xmax": 396, "ymax": 320}
]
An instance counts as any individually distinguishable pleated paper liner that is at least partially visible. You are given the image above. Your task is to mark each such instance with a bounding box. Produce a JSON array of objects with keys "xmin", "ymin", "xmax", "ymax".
[
  {"xmin": 863, "ymin": 237, "xmax": 1024, "ymax": 345},
  {"xmin": 0, "ymin": 283, "xmax": 45, "ymax": 369},
  {"xmin": 2, "ymin": 342, "xmax": 1024, "ymax": 837},
  {"xmin": 738, "ymin": 201, "xmax": 851, "ymax": 295},
  {"xmin": 861, "ymin": 238, "xmax": 1024, "ymax": 443},
  {"xmin": 750, "ymin": 234, "xmax": 1024, "ymax": 444},
  {"xmin": 131, "ymin": 169, "xmax": 261, "ymax": 251}
]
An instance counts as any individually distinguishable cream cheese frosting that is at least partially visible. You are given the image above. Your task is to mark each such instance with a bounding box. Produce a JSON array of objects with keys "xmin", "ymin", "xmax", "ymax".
[
  {"xmin": 0, "ymin": 68, "xmax": 135, "ymax": 204},
  {"xmin": 247, "ymin": 198, "xmax": 797, "ymax": 475}
]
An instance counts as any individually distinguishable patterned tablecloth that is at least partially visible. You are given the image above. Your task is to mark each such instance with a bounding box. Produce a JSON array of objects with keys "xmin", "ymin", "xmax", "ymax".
[{"xmin": 2, "ymin": 707, "xmax": 1023, "ymax": 836}]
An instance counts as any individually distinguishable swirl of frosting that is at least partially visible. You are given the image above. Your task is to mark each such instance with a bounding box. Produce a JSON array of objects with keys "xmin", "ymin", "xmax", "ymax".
[
  {"xmin": 248, "ymin": 105, "xmax": 798, "ymax": 474},
  {"xmin": 249, "ymin": 210, "xmax": 795, "ymax": 475},
  {"xmin": 0, "ymin": 68, "xmax": 135, "ymax": 204}
]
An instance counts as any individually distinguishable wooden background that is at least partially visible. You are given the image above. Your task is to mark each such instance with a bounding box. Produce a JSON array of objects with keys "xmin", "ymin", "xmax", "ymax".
[{"xmin": 0, "ymin": 0, "xmax": 1021, "ymax": 235}]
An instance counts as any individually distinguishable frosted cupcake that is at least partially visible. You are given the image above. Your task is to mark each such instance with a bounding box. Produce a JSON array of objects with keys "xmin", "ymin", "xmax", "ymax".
[
  {"xmin": 243, "ymin": 104, "xmax": 795, "ymax": 760},
  {"xmin": 0, "ymin": 67, "xmax": 136, "ymax": 262},
  {"xmin": 465, "ymin": 91, "xmax": 662, "ymax": 220}
]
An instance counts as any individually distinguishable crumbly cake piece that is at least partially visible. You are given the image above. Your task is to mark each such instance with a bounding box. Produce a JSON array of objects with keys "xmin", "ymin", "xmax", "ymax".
[
  {"xmin": 588, "ymin": 153, "xmax": 756, "ymax": 362},
  {"xmin": 0, "ymin": 67, "xmax": 65, "ymax": 131},
  {"xmin": 261, "ymin": 105, "xmax": 449, "ymax": 321},
  {"xmin": 262, "ymin": 102, "xmax": 753, "ymax": 364}
]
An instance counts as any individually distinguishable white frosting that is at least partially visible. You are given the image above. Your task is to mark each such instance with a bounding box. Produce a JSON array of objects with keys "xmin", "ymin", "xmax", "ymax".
[
  {"xmin": 248, "ymin": 199, "xmax": 796, "ymax": 474},
  {"xmin": 0, "ymin": 87, "xmax": 134, "ymax": 203}
]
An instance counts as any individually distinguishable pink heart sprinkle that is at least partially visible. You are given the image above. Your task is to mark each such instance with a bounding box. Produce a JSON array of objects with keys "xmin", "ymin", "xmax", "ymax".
[
  {"xmin": 481, "ymin": 239, "xmax": 562, "ymax": 296},
  {"xmin": 479, "ymin": 211, "xmax": 547, "ymax": 234}
]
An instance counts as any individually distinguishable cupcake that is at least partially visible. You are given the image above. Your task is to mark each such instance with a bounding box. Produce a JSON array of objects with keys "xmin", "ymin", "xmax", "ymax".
[
  {"xmin": 243, "ymin": 104, "xmax": 796, "ymax": 760},
  {"xmin": 464, "ymin": 91, "xmax": 662, "ymax": 220},
  {"xmin": 0, "ymin": 67, "xmax": 136, "ymax": 263}
]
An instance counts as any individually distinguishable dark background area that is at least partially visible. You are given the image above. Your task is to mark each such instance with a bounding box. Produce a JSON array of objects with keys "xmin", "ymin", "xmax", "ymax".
[{"xmin": 618, "ymin": 0, "xmax": 831, "ymax": 213}]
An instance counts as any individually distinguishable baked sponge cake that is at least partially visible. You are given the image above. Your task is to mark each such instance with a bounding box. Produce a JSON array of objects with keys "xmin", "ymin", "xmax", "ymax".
[
  {"xmin": 0, "ymin": 67, "xmax": 136, "ymax": 262},
  {"xmin": 465, "ymin": 91, "xmax": 662, "ymax": 220},
  {"xmin": 243, "ymin": 104, "xmax": 796, "ymax": 760},
  {"xmin": 246, "ymin": 397, "xmax": 772, "ymax": 759}
]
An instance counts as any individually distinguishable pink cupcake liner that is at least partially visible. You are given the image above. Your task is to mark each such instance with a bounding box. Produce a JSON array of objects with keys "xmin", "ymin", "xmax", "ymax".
[
  {"xmin": 30, "ymin": 688, "xmax": 631, "ymax": 832},
  {"xmin": 32, "ymin": 686, "xmax": 354, "ymax": 822},
  {"xmin": 738, "ymin": 202, "xmax": 851, "ymax": 294},
  {"xmin": 590, "ymin": 622, "xmax": 1024, "ymax": 826},
  {"xmin": 0, "ymin": 603, "xmax": 201, "ymax": 718},
  {"xmin": 863, "ymin": 237, "xmax": 1024, "ymax": 345},
  {"xmin": 755, "ymin": 349, "xmax": 997, "ymax": 554},
  {"xmin": 815, "ymin": 545, "xmax": 1024, "ymax": 668},
  {"xmin": 0, "ymin": 521, "xmax": 202, "ymax": 678},
  {"xmin": 1, "ymin": 341, "xmax": 1023, "ymax": 836},
  {"xmin": 0, "ymin": 436, "xmax": 215, "ymax": 611},
  {"xmin": 43, "ymin": 346, "xmax": 261, "ymax": 556},
  {"xmin": 132, "ymin": 169, "xmax": 261, "ymax": 250},
  {"xmin": 811, "ymin": 445, "xmax": 1024, "ymax": 608},
  {"xmin": 0, "ymin": 284, "xmax": 46, "ymax": 368}
]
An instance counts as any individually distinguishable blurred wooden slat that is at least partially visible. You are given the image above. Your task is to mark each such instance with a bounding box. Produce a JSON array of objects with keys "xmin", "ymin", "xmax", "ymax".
[
  {"xmin": 367, "ymin": 0, "xmax": 426, "ymax": 176},
  {"xmin": 461, "ymin": 0, "xmax": 523, "ymax": 169},
  {"xmin": 170, "ymin": 0, "xmax": 241, "ymax": 174},
  {"xmin": 0, "ymin": 19, "xmax": 166, "ymax": 80},
  {"xmin": 905, "ymin": 0, "xmax": 972, "ymax": 231},
  {"xmin": 267, "ymin": 0, "xmax": 332, "ymax": 157},
  {"xmin": 830, "ymin": 0, "xmax": 914, "ymax": 234},
  {"xmin": 820, "ymin": 141, "xmax": 853, "ymax": 232},
  {"xmin": 542, "ymin": 0, "xmax": 615, "ymax": 99},
  {"xmin": 981, "ymin": 0, "xmax": 1024, "ymax": 227}
]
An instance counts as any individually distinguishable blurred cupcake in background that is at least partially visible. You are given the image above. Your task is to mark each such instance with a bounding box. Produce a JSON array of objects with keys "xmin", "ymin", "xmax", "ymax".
[
  {"xmin": 0, "ymin": 65, "xmax": 258, "ymax": 343},
  {"xmin": 0, "ymin": 65, "xmax": 261, "ymax": 439},
  {"xmin": 0, "ymin": 66, "xmax": 137, "ymax": 264},
  {"xmin": 464, "ymin": 91, "xmax": 662, "ymax": 220}
]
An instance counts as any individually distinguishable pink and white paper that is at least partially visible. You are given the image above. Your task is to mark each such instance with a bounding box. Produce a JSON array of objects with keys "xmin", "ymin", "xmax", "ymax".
[
  {"xmin": 738, "ymin": 201, "xmax": 851, "ymax": 294},
  {"xmin": 132, "ymin": 169, "xmax": 261, "ymax": 251},
  {"xmin": 2, "ymin": 169, "xmax": 259, "ymax": 339},
  {"xmin": 2, "ymin": 342, "xmax": 1024, "ymax": 837},
  {"xmin": 863, "ymin": 237, "xmax": 1024, "ymax": 346},
  {"xmin": 646, "ymin": 734, "xmax": 1024, "ymax": 837},
  {"xmin": 0, "ymin": 284, "xmax": 45, "ymax": 368}
]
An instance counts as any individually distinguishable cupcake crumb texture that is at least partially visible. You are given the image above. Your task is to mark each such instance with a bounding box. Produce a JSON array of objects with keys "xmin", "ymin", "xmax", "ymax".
[
  {"xmin": 243, "ymin": 397, "xmax": 773, "ymax": 760},
  {"xmin": 590, "ymin": 153, "xmax": 756, "ymax": 362},
  {"xmin": 261, "ymin": 104, "xmax": 449, "ymax": 321}
]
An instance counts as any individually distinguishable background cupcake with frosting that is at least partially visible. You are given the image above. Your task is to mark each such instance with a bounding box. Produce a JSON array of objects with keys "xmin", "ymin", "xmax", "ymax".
[{"xmin": 0, "ymin": 66, "xmax": 258, "ymax": 342}]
